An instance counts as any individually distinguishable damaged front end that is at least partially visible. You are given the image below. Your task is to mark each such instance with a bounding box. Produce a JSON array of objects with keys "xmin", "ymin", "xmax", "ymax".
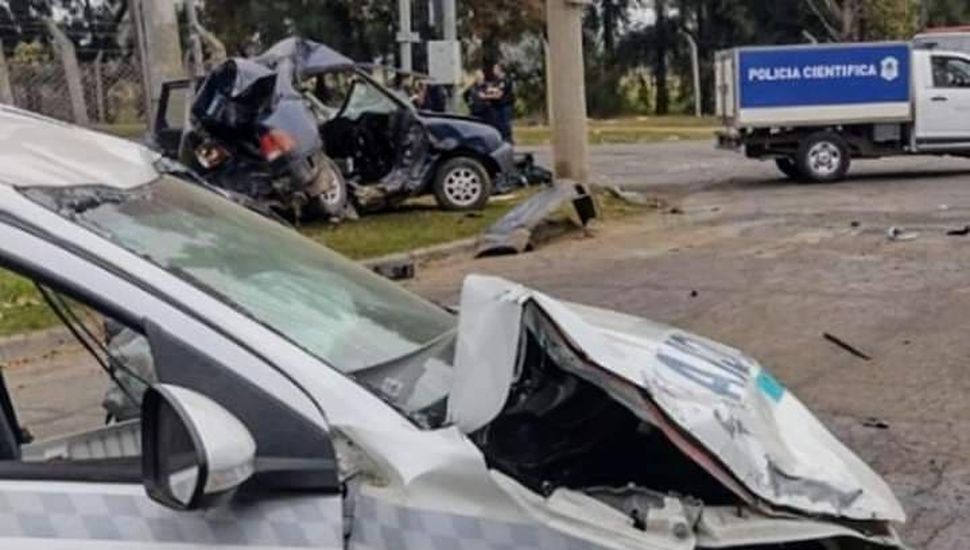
[{"xmin": 448, "ymin": 276, "xmax": 907, "ymax": 549}]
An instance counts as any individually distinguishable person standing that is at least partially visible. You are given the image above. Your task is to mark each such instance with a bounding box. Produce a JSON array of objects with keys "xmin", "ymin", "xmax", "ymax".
[
  {"xmin": 487, "ymin": 63, "xmax": 515, "ymax": 144},
  {"xmin": 463, "ymin": 70, "xmax": 492, "ymax": 122}
]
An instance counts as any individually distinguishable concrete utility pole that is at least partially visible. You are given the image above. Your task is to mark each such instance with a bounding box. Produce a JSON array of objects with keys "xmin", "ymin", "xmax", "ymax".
[
  {"xmin": 545, "ymin": 0, "xmax": 591, "ymax": 183},
  {"xmin": 681, "ymin": 31, "xmax": 701, "ymax": 117},
  {"xmin": 184, "ymin": 0, "xmax": 205, "ymax": 78},
  {"xmin": 0, "ymin": 39, "xmax": 13, "ymax": 105},
  {"xmin": 45, "ymin": 18, "xmax": 89, "ymax": 125},
  {"xmin": 398, "ymin": 0, "xmax": 415, "ymax": 72},
  {"xmin": 130, "ymin": 0, "xmax": 184, "ymax": 131},
  {"xmin": 443, "ymin": 0, "xmax": 459, "ymax": 112}
]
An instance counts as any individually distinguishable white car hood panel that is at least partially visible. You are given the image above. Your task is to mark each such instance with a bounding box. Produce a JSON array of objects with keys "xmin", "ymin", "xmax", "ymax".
[
  {"xmin": 449, "ymin": 275, "xmax": 905, "ymax": 524},
  {"xmin": 0, "ymin": 106, "xmax": 160, "ymax": 189}
]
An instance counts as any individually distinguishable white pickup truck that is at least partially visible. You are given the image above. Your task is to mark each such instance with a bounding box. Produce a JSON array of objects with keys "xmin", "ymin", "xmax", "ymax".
[{"xmin": 716, "ymin": 41, "xmax": 970, "ymax": 182}]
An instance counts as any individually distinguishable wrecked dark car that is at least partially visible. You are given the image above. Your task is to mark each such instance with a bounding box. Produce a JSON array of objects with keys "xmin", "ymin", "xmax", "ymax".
[
  {"xmin": 152, "ymin": 56, "xmax": 346, "ymax": 221},
  {"xmin": 155, "ymin": 38, "xmax": 516, "ymax": 213}
]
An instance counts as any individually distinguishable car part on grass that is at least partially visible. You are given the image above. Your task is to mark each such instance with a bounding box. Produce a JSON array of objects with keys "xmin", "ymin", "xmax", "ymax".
[
  {"xmin": 476, "ymin": 181, "xmax": 598, "ymax": 257},
  {"xmin": 369, "ymin": 258, "xmax": 417, "ymax": 281}
]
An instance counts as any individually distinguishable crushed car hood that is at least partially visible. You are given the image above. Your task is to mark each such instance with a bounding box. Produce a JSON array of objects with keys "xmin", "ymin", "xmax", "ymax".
[
  {"xmin": 448, "ymin": 275, "xmax": 906, "ymax": 524},
  {"xmin": 0, "ymin": 106, "xmax": 160, "ymax": 189}
]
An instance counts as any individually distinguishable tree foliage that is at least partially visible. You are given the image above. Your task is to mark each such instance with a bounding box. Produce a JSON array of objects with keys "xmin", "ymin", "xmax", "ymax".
[{"xmin": 0, "ymin": 0, "xmax": 126, "ymax": 60}]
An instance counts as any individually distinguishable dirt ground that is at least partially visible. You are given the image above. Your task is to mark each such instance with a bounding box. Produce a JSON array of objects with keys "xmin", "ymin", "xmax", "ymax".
[
  {"xmin": 404, "ymin": 147, "xmax": 970, "ymax": 549},
  {"xmin": 4, "ymin": 142, "xmax": 970, "ymax": 548}
]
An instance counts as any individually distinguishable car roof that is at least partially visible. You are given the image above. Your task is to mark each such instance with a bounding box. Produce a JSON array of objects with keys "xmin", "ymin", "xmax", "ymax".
[{"xmin": 0, "ymin": 105, "xmax": 160, "ymax": 189}]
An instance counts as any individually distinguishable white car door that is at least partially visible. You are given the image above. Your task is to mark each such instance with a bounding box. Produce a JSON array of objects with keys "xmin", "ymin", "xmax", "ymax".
[
  {"xmin": 916, "ymin": 53, "xmax": 970, "ymax": 147},
  {"xmin": 0, "ymin": 219, "xmax": 345, "ymax": 549}
]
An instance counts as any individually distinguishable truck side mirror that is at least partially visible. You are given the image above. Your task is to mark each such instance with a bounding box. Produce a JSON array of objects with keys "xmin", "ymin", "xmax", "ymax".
[{"xmin": 141, "ymin": 385, "xmax": 256, "ymax": 511}]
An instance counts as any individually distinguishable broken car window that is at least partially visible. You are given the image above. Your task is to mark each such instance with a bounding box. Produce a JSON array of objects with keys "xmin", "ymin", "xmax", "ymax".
[{"xmin": 23, "ymin": 177, "xmax": 456, "ymax": 422}]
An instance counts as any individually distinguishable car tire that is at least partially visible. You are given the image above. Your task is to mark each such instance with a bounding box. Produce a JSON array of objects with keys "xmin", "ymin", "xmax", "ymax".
[
  {"xmin": 796, "ymin": 132, "xmax": 851, "ymax": 183},
  {"xmin": 433, "ymin": 157, "xmax": 492, "ymax": 211},
  {"xmin": 774, "ymin": 157, "xmax": 803, "ymax": 181}
]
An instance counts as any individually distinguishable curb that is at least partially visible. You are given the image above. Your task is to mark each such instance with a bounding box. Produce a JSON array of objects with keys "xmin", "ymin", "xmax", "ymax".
[
  {"xmin": 0, "ymin": 327, "xmax": 77, "ymax": 366},
  {"xmin": 362, "ymin": 237, "xmax": 479, "ymax": 272}
]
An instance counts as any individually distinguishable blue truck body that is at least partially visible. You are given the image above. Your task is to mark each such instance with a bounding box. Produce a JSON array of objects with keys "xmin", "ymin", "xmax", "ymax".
[{"xmin": 737, "ymin": 43, "xmax": 911, "ymax": 109}]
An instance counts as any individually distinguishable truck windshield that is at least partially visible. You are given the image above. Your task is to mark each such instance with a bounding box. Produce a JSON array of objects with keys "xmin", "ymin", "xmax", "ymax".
[{"xmin": 23, "ymin": 176, "xmax": 457, "ymax": 423}]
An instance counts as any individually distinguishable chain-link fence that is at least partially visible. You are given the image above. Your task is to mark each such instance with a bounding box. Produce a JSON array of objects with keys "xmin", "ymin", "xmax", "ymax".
[{"xmin": 8, "ymin": 55, "xmax": 145, "ymax": 126}]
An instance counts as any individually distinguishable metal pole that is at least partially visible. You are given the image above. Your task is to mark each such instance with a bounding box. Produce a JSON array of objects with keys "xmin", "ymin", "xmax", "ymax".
[
  {"xmin": 443, "ymin": 0, "xmax": 459, "ymax": 112},
  {"xmin": 132, "ymin": 0, "xmax": 185, "ymax": 132},
  {"xmin": 0, "ymin": 39, "xmax": 13, "ymax": 105},
  {"xmin": 546, "ymin": 0, "xmax": 590, "ymax": 183},
  {"xmin": 398, "ymin": 0, "xmax": 413, "ymax": 72},
  {"xmin": 185, "ymin": 0, "xmax": 204, "ymax": 78},
  {"xmin": 682, "ymin": 31, "xmax": 701, "ymax": 117}
]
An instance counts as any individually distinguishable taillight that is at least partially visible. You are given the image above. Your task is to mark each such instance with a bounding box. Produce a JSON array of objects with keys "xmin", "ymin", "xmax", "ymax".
[{"xmin": 259, "ymin": 130, "xmax": 297, "ymax": 162}]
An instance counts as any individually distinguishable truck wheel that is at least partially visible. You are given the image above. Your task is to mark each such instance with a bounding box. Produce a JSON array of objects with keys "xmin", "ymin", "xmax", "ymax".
[
  {"xmin": 775, "ymin": 157, "xmax": 803, "ymax": 180},
  {"xmin": 796, "ymin": 132, "xmax": 851, "ymax": 183},
  {"xmin": 433, "ymin": 157, "xmax": 492, "ymax": 211}
]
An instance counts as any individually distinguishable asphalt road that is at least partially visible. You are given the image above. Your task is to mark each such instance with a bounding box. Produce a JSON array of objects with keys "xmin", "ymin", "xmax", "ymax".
[
  {"xmin": 409, "ymin": 141, "xmax": 970, "ymax": 549},
  {"xmin": 527, "ymin": 139, "xmax": 970, "ymax": 193}
]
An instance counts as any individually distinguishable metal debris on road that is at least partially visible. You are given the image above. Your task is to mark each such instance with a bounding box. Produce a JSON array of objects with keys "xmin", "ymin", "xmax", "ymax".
[
  {"xmin": 862, "ymin": 418, "xmax": 891, "ymax": 430},
  {"xmin": 887, "ymin": 226, "xmax": 919, "ymax": 242},
  {"xmin": 823, "ymin": 332, "xmax": 872, "ymax": 361}
]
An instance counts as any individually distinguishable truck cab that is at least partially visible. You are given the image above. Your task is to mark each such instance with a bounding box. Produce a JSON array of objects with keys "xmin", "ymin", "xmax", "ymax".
[{"xmin": 717, "ymin": 41, "xmax": 970, "ymax": 182}]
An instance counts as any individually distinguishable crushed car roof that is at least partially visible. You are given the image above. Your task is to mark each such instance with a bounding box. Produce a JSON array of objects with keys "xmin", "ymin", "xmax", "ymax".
[
  {"xmin": 0, "ymin": 106, "xmax": 160, "ymax": 189},
  {"xmin": 253, "ymin": 37, "xmax": 356, "ymax": 75}
]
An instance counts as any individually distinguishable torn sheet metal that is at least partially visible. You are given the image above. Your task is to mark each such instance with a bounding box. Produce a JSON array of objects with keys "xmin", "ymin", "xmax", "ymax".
[
  {"xmin": 253, "ymin": 37, "xmax": 356, "ymax": 76},
  {"xmin": 449, "ymin": 275, "xmax": 906, "ymax": 523},
  {"xmin": 475, "ymin": 181, "xmax": 596, "ymax": 257}
]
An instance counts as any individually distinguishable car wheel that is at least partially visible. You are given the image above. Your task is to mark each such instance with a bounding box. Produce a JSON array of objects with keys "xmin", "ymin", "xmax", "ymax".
[
  {"xmin": 433, "ymin": 157, "xmax": 492, "ymax": 211},
  {"xmin": 774, "ymin": 157, "xmax": 803, "ymax": 180},
  {"xmin": 796, "ymin": 132, "xmax": 851, "ymax": 183}
]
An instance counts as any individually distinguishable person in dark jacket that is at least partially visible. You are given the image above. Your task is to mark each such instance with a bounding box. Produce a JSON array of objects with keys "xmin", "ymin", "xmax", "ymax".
[
  {"xmin": 463, "ymin": 70, "xmax": 492, "ymax": 122},
  {"xmin": 485, "ymin": 63, "xmax": 515, "ymax": 144}
]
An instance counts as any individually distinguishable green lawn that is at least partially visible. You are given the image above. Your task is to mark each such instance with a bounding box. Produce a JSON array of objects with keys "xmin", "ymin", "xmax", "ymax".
[{"xmin": 516, "ymin": 115, "xmax": 718, "ymax": 146}]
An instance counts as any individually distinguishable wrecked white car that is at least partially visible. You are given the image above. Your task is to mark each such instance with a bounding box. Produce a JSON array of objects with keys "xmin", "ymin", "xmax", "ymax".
[{"xmin": 0, "ymin": 105, "xmax": 905, "ymax": 549}]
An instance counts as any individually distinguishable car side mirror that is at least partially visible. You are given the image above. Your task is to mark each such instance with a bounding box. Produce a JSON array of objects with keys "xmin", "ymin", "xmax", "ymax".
[{"xmin": 141, "ymin": 384, "xmax": 256, "ymax": 511}]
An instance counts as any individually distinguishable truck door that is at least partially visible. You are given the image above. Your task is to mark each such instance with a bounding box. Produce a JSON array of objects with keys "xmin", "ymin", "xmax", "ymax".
[{"xmin": 916, "ymin": 53, "xmax": 970, "ymax": 147}]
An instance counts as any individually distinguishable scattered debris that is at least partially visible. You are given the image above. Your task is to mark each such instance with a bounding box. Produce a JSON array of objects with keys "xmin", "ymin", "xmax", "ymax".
[
  {"xmin": 946, "ymin": 225, "xmax": 970, "ymax": 236},
  {"xmin": 605, "ymin": 186, "xmax": 651, "ymax": 207},
  {"xmin": 823, "ymin": 332, "xmax": 872, "ymax": 361},
  {"xmin": 887, "ymin": 226, "xmax": 919, "ymax": 242},
  {"xmin": 862, "ymin": 418, "xmax": 890, "ymax": 430},
  {"xmin": 370, "ymin": 258, "xmax": 416, "ymax": 281},
  {"xmin": 668, "ymin": 206, "xmax": 684, "ymax": 215},
  {"xmin": 690, "ymin": 290, "xmax": 699, "ymax": 298},
  {"xmin": 476, "ymin": 181, "xmax": 597, "ymax": 257},
  {"xmin": 938, "ymin": 204, "xmax": 950, "ymax": 211},
  {"xmin": 850, "ymin": 221, "xmax": 861, "ymax": 228}
]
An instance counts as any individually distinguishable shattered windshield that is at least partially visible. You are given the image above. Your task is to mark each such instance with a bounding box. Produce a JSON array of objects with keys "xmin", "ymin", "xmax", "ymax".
[{"xmin": 23, "ymin": 176, "xmax": 456, "ymax": 423}]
